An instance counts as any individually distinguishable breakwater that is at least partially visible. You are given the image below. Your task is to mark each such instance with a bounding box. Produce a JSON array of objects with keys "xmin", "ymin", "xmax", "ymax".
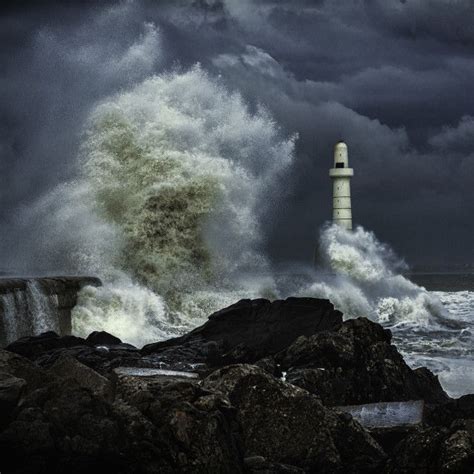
[{"xmin": 0, "ymin": 276, "xmax": 100, "ymax": 346}]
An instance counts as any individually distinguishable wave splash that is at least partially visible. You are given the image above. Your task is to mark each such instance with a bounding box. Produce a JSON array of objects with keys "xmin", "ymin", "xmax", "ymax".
[
  {"xmin": 304, "ymin": 224, "xmax": 450, "ymax": 329},
  {"xmin": 68, "ymin": 66, "xmax": 294, "ymax": 345}
]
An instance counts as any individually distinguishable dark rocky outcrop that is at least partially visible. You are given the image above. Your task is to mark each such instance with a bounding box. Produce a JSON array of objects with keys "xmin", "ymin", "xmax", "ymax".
[
  {"xmin": 6, "ymin": 331, "xmax": 88, "ymax": 359},
  {"xmin": 383, "ymin": 425, "xmax": 474, "ymax": 473},
  {"xmin": 5, "ymin": 330, "xmax": 141, "ymax": 375},
  {"xmin": 0, "ymin": 297, "xmax": 471, "ymax": 473},
  {"xmin": 86, "ymin": 331, "xmax": 123, "ymax": 346},
  {"xmin": 0, "ymin": 349, "xmax": 243, "ymax": 473},
  {"xmin": 425, "ymin": 395, "xmax": 474, "ymax": 428},
  {"xmin": 275, "ymin": 317, "xmax": 448, "ymax": 406},
  {"xmin": 142, "ymin": 297, "xmax": 343, "ymax": 365},
  {"xmin": 203, "ymin": 364, "xmax": 386, "ymax": 473}
]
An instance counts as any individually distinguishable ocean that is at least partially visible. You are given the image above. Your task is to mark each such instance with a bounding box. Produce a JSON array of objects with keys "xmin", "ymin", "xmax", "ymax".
[{"xmin": 395, "ymin": 273, "xmax": 474, "ymax": 399}]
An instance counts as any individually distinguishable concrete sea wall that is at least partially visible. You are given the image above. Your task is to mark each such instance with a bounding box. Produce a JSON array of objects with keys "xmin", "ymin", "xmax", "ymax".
[{"xmin": 0, "ymin": 276, "xmax": 101, "ymax": 346}]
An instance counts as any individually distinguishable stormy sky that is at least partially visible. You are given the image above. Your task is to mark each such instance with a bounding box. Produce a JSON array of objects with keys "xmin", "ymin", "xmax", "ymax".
[{"xmin": 1, "ymin": 0, "xmax": 473, "ymax": 269}]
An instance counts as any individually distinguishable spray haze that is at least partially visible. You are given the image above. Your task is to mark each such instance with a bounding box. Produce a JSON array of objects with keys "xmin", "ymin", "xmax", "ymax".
[{"xmin": 66, "ymin": 66, "xmax": 294, "ymax": 344}]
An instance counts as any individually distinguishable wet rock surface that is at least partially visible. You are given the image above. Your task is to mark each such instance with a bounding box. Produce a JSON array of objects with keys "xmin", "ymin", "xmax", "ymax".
[
  {"xmin": 275, "ymin": 317, "xmax": 449, "ymax": 406},
  {"xmin": 0, "ymin": 297, "xmax": 472, "ymax": 473},
  {"xmin": 141, "ymin": 297, "xmax": 343, "ymax": 365}
]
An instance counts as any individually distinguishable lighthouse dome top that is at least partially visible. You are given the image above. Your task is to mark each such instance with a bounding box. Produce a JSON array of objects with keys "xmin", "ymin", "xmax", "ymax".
[{"xmin": 333, "ymin": 140, "xmax": 349, "ymax": 168}]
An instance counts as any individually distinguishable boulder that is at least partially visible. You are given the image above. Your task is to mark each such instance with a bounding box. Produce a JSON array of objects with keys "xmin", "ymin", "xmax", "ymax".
[
  {"xmin": 0, "ymin": 372, "xmax": 26, "ymax": 427},
  {"xmin": 86, "ymin": 331, "xmax": 123, "ymax": 346},
  {"xmin": 203, "ymin": 364, "xmax": 386, "ymax": 473},
  {"xmin": 426, "ymin": 395, "xmax": 474, "ymax": 427},
  {"xmin": 383, "ymin": 425, "xmax": 474, "ymax": 473},
  {"xmin": 4, "ymin": 331, "xmax": 142, "ymax": 377},
  {"xmin": 6, "ymin": 332, "xmax": 87, "ymax": 359},
  {"xmin": 48, "ymin": 355, "xmax": 114, "ymax": 401},
  {"xmin": 0, "ymin": 349, "xmax": 50, "ymax": 390},
  {"xmin": 142, "ymin": 298, "xmax": 343, "ymax": 366},
  {"xmin": 0, "ymin": 359, "xmax": 244, "ymax": 473},
  {"xmin": 244, "ymin": 456, "xmax": 305, "ymax": 473},
  {"xmin": 277, "ymin": 317, "xmax": 448, "ymax": 405}
]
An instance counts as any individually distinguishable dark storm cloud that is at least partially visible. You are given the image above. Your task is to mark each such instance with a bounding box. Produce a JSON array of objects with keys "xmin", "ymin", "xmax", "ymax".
[{"xmin": 1, "ymin": 0, "xmax": 473, "ymax": 269}]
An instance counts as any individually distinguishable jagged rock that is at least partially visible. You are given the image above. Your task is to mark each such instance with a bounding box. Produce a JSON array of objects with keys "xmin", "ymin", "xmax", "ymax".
[
  {"xmin": 35, "ymin": 343, "xmax": 142, "ymax": 375},
  {"xmin": 0, "ymin": 372, "xmax": 26, "ymax": 427},
  {"xmin": 4, "ymin": 331, "xmax": 142, "ymax": 377},
  {"xmin": 203, "ymin": 364, "xmax": 386, "ymax": 473},
  {"xmin": 86, "ymin": 331, "xmax": 122, "ymax": 346},
  {"xmin": 48, "ymin": 355, "xmax": 114, "ymax": 401},
  {"xmin": 0, "ymin": 349, "xmax": 50, "ymax": 390},
  {"xmin": 383, "ymin": 425, "xmax": 474, "ymax": 473},
  {"xmin": 277, "ymin": 317, "xmax": 448, "ymax": 405},
  {"xmin": 142, "ymin": 298, "xmax": 343, "ymax": 366},
  {"xmin": 426, "ymin": 395, "xmax": 474, "ymax": 427},
  {"xmin": 0, "ymin": 372, "xmax": 244, "ymax": 473},
  {"xmin": 0, "ymin": 347, "xmax": 244, "ymax": 473},
  {"xmin": 114, "ymin": 373, "xmax": 244, "ymax": 472},
  {"xmin": 439, "ymin": 429, "xmax": 473, "ymax": 473},
  {"xmin": 1, "ymin": 297, "xmax": 472, "ymax": 473},
  {"xmin": 244, "ymin": 455, "xmax": 305, "ymax": 473},
  {"xmin": 6, "ymin": 331, "xmax": 87, "ymax": 359}
]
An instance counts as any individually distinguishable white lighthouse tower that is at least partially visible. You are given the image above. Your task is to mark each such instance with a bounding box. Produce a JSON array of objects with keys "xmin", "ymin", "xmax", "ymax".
[{"xmin": 329, "ymin": 141, "xmax": 354, "ymax": 230}]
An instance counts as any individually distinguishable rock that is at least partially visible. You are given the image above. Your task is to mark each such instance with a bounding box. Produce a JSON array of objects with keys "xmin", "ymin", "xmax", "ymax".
[
  {"xmin": 439, "ymin": 429, "xmax": 473, "ymax": 473},
  {"xmin": 203, "ymin": 364, "xmax": 385, "ymax": 473},
  {"xmin": 244, "ymin": 455, "xmax": 305, "ymax": 473},
  {"xmin": 2, "ymin": 296, "xmax": 472, "ymax": 472},
  {"xmin": 35, "ymin": 343, "xmax": 142, "ymax": 375},
  {"xmin": 383, "ymin": 426, "xmax": 447, "ymax": 473},
  {"xmin": 0, "ymin": 372, "xmax": 26, "ymax": 427},
  {"xmin": 48, "ymin": 355, "xmax": 114, "ymax": 401},
  {"xmin": 4, "ymin": 331, "xmax": 142, "ymax": 377},
  {"xmin": 426, "ymin": 395, "xmax": 474, "ymax": 427},
  {"xmin": 278, "ymin": 317, "xmax": 448, "ymax": 405},
  {"xmin": 384, "ymin": 425, "xmax": 474, "ymax": 473},
  {"xmin": 369, "ymin": 426, "xmax": 420, "ymax": 456},
  {"xmin": 0, "ymin": 377, "xmax": 131, "ymax": 473},
  {"xmin": 0, "ymin": 361, "xmax": 244, "ymax": 473},
  {"xmin": 114, "ymin": 374, "xmax": 244, "ymax": 473},
  {"xmin": 86, "ymin": 331, "xmax": 122, "ymax": 346},
  {"xmin": 6, "ymin": 331, "xmax": 87, "ymax": 359},
  {"xmin": 0, "ymin": 349, "xmax": 50, "ymax": 390},
  {"xmin": 142, "ymin": 297, "xmax": 343, "ymax": 366}
]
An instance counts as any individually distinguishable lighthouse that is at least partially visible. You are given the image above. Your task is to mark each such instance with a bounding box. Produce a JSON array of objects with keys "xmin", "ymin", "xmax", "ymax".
[{"xmin": 329, "ymin": 141, "xmax": 354, "ymax": 230}]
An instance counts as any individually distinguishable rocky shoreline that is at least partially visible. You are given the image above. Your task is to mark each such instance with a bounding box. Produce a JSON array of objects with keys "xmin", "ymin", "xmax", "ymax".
[{"xmin": 0, "ymin": 297, "xmax": 473, "ymax": 473}]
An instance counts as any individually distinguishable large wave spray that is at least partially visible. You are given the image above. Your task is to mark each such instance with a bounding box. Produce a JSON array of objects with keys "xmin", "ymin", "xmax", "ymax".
[
  {"xmin": 305, "ymin": 224, "xmax": 448, "ymax": 328},
  {"xmin": 66, "ymin": 66, "xmax": 295, "ymax": 345}
]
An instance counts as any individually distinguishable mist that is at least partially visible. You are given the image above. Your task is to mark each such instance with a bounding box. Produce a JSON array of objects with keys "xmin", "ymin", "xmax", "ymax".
[{"xmin": 1, "ymin": 0, "xmax": 473, "ymax": 271}]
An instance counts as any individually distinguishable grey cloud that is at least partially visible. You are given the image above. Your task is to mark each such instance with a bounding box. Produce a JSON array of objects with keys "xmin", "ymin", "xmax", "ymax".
[{"xmin": 1, "ymin": 0, "xmax": 473, "ymax": 269}]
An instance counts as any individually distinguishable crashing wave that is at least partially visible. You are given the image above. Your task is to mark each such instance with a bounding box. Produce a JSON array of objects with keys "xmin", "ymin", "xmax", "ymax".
[
  {"xmin": 301, "ymin": 224, "xmax": 449, "ymax": 329},
  {"xmin": 67, "ymin": 65, "xmax": 295, "ymax": 342}
]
